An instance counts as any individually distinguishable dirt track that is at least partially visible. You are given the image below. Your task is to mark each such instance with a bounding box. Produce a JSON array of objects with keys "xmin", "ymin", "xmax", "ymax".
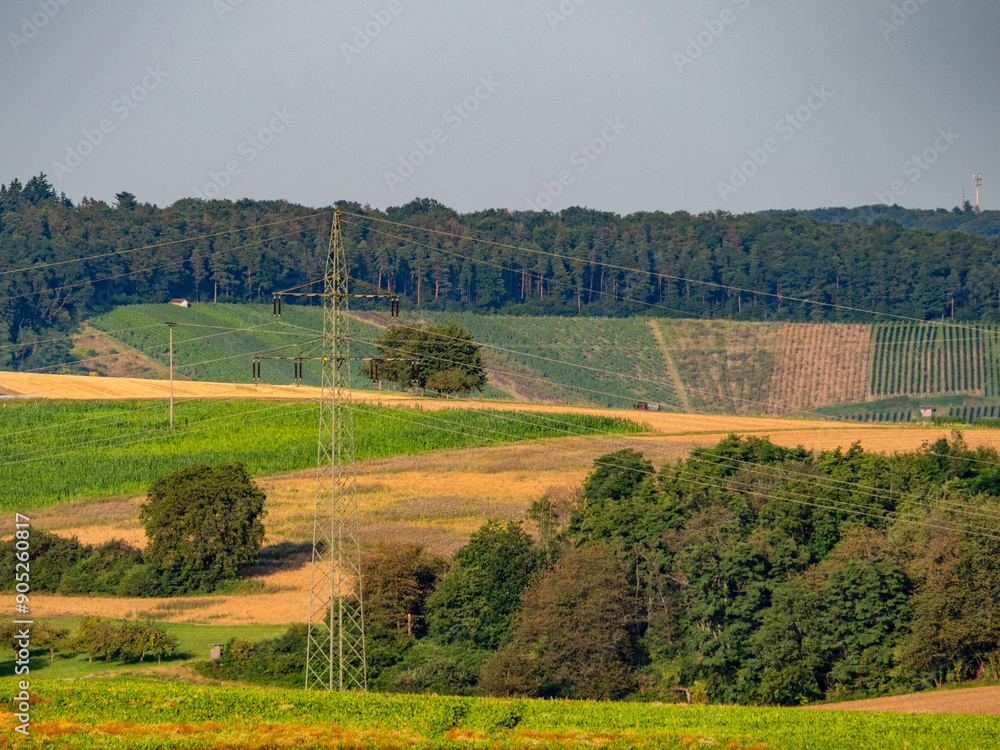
[{"xmin": 807, "ymin": 686, "xmax": 1000, "ymax": 715}]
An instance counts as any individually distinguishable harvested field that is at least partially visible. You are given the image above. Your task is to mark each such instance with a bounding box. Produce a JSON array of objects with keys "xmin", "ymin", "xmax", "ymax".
[
  {"xmin": 0, "ymin": 370, "xmax": 323, "ymax": 400},
  {"xmin": 768, "ymin": 323, "xmax": 871, "ymax": 412},
  {"xmin": 24, "ymin": 434, "xmax": 698, "ymax": 625},
  {"xmin": 807, "ymin": 685, "xmax": 1000, "ymax": 715}
]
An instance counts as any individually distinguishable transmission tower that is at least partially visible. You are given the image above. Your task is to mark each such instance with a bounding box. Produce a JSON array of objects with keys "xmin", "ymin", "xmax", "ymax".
[{"xmin": 252, "ymin": 209, "xmax": 400, "ymax": 691}]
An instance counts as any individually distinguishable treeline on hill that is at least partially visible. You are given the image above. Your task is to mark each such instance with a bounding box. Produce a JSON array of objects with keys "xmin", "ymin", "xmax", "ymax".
[
  {"xmin": 770, "ymin": 203, "xmax": 1000, "ymax": 238},
  {"xmin": 5, "ymin": 174, "xmax": 1000, "ymax": 371},
  {"xmin": 203, "ymin": 433, "xmax": 1000, "ymax": 705}
]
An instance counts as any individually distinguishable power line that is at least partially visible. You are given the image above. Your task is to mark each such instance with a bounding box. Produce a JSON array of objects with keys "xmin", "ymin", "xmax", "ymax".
[
  {"xmin": 345, "ymin": 384, "xmax": 1000, "ymax": 528},
  {"xmin": 342, "ymin": 219, "xmax": 709, "ymax": 320}
]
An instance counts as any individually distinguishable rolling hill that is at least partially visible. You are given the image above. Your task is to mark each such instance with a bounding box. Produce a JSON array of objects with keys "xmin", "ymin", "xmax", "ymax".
[{"xmin": 68, "ymin": 303, "xmax": 1000, "ymax": 422}]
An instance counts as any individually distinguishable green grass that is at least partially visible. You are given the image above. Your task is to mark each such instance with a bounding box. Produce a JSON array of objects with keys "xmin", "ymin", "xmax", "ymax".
[
  {"xmin": 426, "ymin": 312, "xmax": 677, "ymax": 409},
  {"xmin": 655, "ymin": 319, "xmax": 778, "ymax": 414},
  {"xmin": 3, "ymin": 674, "xmax": 999, "ymax": 749},
  {"xmin": 0, "ymin": 617, "xmax": 288, "ymax": 680},
  {"xmin": 87, "ymin": 302, "xmax": 387, "ymax": 389},
  {"xmin": 0, "ymin": 399, "xmax": 645, "ymax": 510}
]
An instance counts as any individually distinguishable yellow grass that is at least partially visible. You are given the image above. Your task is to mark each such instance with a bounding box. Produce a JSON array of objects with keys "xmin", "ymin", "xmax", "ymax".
[
  {"xmin": 72, "ymin": 323, "xmax": 174, "ymax": 380},
  {"xmin": 0, "ymin": 371, "xmax": 323, "ymax": 400}
]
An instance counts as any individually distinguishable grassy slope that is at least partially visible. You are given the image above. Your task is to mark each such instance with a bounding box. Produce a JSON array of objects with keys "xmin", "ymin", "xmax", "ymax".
[
  {"xmin": 0, "ymin": 399, "xmax": 644, "ymax": 510},
  {"xmin": 3, "ymin": 675, "xmax": 998, "ymax": 749},
  {"xmin": 426, "ymin": 312, "xmax": 678, "ymax": 409},
  {"xmin": 86, "ymin": 304, "xmax": 1000, "ymax": 419},
  {"xmin": 87, "ymin": 303, "xmax": 377, "ymax": 389}
]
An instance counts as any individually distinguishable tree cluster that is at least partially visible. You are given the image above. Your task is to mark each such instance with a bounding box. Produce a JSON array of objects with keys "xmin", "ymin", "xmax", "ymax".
[
  {"xmin": 0, "ymin": 616, "xmax": 177, "ymax": 664},
  {"xmin": 372, "ymin": 321, "xmax": 488, "ymax": 395},
  {"xmin": 7, "ymin": 175, "xmax": 1000, "ymax": 372},
  {"xmin": 205, "ymin": 432, "xmax": 1000, "ymax": 705},
  {"xmin": 70, "ymin": 616, "xmax": 178, "ymax": 664},
  {"xmin": 0, "ymin": 462, "xmax": 267, "ymax": 597}
]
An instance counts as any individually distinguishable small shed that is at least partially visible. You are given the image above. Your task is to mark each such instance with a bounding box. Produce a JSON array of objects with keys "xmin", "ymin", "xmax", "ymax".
[
  {"xmin": 169, "ymin": 298, "xmax": 190, "ymax": 308},
  {"xmin": 919, "ymin": 405, "xmax": 937, "ymax": 418},
  {"xmin": 210, "ymin": 643, "xmax": 223, "ymax": 660}
]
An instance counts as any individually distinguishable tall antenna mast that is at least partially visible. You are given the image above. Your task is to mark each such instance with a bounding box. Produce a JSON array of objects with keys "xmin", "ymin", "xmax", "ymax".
[
  {"xmin": 251, "ymin": 209, "xmax": 402, "ymax": 691},
  {"xmin": 974, "ymin": 173, "xmax": 983, "ymax": 214}
]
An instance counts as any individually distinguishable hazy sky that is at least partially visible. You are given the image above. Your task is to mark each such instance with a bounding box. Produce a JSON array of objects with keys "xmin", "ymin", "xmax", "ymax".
[{"xmin": 2, "ymin": 1, "xmax": 997, "ymax": 215}]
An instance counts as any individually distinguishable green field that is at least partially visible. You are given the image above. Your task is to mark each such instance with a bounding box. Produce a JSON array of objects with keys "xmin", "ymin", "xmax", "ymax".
[
  {"xmin": 427, "ymin": 312, "xmax": 678, "ymax": 409},
  {"xmin": 0, "ymin": 617, "xmax": 288, "ymax": 681},
  {"xmin": 868, "ymin": 323, "xmax": 990, "ymax": 397},
  {"xmin": 3, "ymin": 675, "xmax": 998, "ymax": 749},
  {"xmin": 89, "ymin": 305, "xmax": 679, "ymax": 408},
  {"xmin": 83, "ymin": 305, "xmax": 1000, "ymax": 417},
  {"xmin": 653, "ymin": 319, "xmax": 779, "ymax": 414},
  {"xmin": 0, "ymin": 399, "xmax": 645, "ymax": 509},
  {"xmin": 87, "ymin": 303, "xmax": 376, "ymax": 388}
]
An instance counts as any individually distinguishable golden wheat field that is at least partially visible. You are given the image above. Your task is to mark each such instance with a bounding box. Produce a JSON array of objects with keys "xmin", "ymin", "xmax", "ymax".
[{"xmin": 13, "ymin": 372, "xmax": 1000, "ymax": 626}]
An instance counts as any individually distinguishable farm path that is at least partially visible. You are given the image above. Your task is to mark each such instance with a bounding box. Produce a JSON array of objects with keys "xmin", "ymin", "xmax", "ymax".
[{"xmin": 647, "ymin": 320, "xmax": 693, "ymax": 412}]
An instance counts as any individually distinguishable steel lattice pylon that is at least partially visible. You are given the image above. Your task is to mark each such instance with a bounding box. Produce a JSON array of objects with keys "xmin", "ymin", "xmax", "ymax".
[
  {"xmin": 304, "ymin": 211, "xmax": 367, "ymax": 691},
  {"xmin": 250, "ymin": 209, "xmax": 402, "ymax": 691}
]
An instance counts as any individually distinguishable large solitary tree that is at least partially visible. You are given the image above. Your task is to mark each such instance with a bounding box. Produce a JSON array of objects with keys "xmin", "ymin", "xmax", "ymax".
[
  {"xmin": 372, "ymin": 321, "xmax": 488, "ymax": 395},
  {"xmin": 140, "ymin": 462, "xmax": 266, "ymax": 585}
]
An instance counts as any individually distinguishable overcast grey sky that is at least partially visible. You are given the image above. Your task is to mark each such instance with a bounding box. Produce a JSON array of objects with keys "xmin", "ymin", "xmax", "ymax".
[{"xmin": 2, "ymin": 1, "xmax": 997, "ymax": 215}]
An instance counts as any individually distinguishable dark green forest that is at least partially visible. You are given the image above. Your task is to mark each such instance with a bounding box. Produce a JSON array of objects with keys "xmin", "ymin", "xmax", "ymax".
[
  {"xmin": 773, "ymin": 203, "xmax": 1000, "ymax": 238},
  {"xmin": 5, "ymin": 173, "xmax": 1000, "ymax": 372},
  {"xmin": 204, "ymin": 432, "xmax": 1000, "ymax": 705}
]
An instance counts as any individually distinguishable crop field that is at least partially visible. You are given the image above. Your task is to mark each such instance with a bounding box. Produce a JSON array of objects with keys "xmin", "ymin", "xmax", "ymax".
[
  {"xmin": 2, "ymin": 676, "xmax": 998, "ymax": 749},
  {"xmin": 652, "ymin": 319, "xmax": 780, "ymax": 414},
  {"xmin": 78, "ymin": 306, "xmax": 1000, "ymax": 416},
  {"xmin": 425, "ymin": 312, "xmax": 678, "ymax": 409},
  {"xmin": 867, "ymin": 323, "xmax": 997, "ymax": 398},
  {"xmin": 816, "ymin": 397, "xmax": 1000, "ymax": 424},
  {"xmin": 648, "ymin": 321, "xmax": 870, "ymax": 416},
  {"xmin": 0, "ymin": 399, "xmax": 644, "ymax": 510},
  {"xmin": 767, "ymin": 323, "xmax": 871, "ymax": 412},
  {"xmin": 87, "ymin": 303, "xmax": 387, "ymax": 389}
]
